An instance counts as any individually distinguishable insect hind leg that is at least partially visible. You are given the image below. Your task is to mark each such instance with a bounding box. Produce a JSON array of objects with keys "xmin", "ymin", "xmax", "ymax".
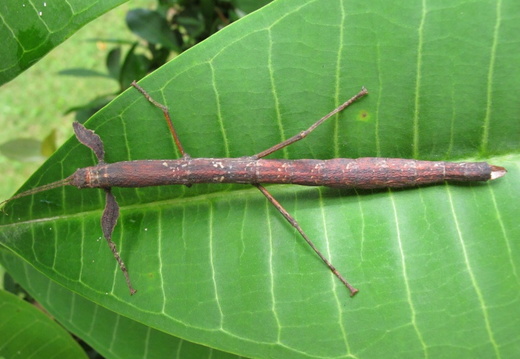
[{"xmin": 254, "ymin": 183, "xmax": 358, "ymax": 297}]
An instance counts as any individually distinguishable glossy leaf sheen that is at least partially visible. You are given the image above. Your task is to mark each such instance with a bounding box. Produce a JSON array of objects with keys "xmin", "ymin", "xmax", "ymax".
[{"xmin": 1, "ymin": 0, "xmax": 519, "ymax": 358}]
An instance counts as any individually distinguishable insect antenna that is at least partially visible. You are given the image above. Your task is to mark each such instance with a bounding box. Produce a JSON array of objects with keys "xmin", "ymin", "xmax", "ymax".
[{"xmin": 1, "ymin": 176, "xmax": 73, "ymax": 209}]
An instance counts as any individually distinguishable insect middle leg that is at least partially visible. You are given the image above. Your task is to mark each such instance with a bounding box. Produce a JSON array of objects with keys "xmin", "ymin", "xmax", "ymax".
[{"xmin": 255, "ymin": 184, "xmax": 359, "ymax": 296}]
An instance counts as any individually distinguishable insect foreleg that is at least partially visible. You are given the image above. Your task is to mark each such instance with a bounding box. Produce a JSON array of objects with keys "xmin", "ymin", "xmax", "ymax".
[
  {"xmin": 131, "ymin": 81, "xmax": 190, "ymax": 159},
  {"xmin": 102, "ymin": 189, "xmax": 136, "ymax": 295},
  {"xmin": 72, "ymin": 122, "xmax": 105, "ymax": 163},
  {"xmin": 72, "ymin": 122, "xmax": 135, "ymax": 293}
]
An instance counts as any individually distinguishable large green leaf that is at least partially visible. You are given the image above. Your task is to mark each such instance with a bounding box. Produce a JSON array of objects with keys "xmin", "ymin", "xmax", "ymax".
[
  {"xmin": 0, "ymin": 286, "xmax": 88, "ymax": 359},
  {"xmin": 1, "ymin": 0, "xmax": 519, "ymax": 358},
  {"xmin": 0, "ymin": 0, "xmax": 127, "ymax": 85},
  {"xmin": 0, "ymin": 249, "xmax": 243, "ymax": 359}
]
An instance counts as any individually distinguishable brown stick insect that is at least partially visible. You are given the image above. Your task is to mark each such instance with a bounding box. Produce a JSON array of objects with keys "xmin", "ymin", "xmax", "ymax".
[{"xmin": 2, "ymin": 83, "xmax": 507, "ymax": 296}]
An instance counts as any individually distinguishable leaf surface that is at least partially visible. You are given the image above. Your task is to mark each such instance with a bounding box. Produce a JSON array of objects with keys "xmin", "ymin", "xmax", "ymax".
[
  {"xmin": 0, "ymin": 249, "xmax": 243, "ymax": 359},
  {"xmin": 1, "ymin": 0, "xmax": 519, "ymax": 358},
  {"xmin": 0, "ymin": 286, "xmax": 88, "ymax": 359}
]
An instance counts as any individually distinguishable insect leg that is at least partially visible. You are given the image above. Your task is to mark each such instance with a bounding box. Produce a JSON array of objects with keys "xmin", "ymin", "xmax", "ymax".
[
  {"xmin": 254, "ymin": 88, "xmax": 368, "ymax": 159},
  {"xmin": 254, "ymin": 184, "xmax": 358, "ymax": 297},
  {"xmin": 102, "ymin": 189, "xmax": 137, "ymax": 295},
  {"xmin": 131, "ymin": 81, "xmax": 190, "ymax": 159}
]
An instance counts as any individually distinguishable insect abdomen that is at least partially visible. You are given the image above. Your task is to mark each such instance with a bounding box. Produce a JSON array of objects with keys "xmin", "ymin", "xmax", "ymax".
[{"xmin": 265, "ymin": 158, "xmax": 502, "ymax": 188}]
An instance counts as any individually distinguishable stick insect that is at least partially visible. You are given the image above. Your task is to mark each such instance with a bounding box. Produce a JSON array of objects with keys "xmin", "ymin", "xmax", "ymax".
[{"xmin": 2, "ymin": 83, "xmax": 507, "ymax": 296}]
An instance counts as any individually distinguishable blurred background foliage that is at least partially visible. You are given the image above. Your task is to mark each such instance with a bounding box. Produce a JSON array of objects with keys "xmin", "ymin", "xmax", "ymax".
[{"xmin": 0, "ymin": 0, "xmax": 270, "ymax": 201}]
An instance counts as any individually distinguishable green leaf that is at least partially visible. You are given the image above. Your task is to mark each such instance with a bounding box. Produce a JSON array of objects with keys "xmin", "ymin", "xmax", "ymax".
[
  {"xmin": 1, "ymin": 0, "xmax": 519, "ymax": 358},
  {"xmin": 0, "ymin": 249, "xmax": 243, "ymax": 359},
  {"xmin": 58, "ymin": 68, "xmax": 112, "ymax": 78},
  {"xmin": 126, "ymin": 9, "xmax": 180, "ymax": 51},
  {"xmin": 0, "ymin": 287, "xmax": 88, "ymax": 359},
  {"xmin": 0, "ymin": 0, "xmax": 128, "ymax": 85},
  {"xmin": 0, "ymin": 138, "xmax": 44, "ymax": 162},
  {"xmin": 41, "ymin": 129, "xmax": 58, "ymax": 157},
  {"xmin": 119, "ymin": 43, "xmax": 151, "ymax": 89},
  {"xmin": 234, "ymin": 0, "xmax": 273, "ymax": 14},
  {"xmin": 107, "ymin": 47, "xmax": 123, "ymax": 80}
]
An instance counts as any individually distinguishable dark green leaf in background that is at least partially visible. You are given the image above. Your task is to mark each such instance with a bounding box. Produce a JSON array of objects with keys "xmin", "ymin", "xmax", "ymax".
[
  {"xmin": 126, "ymin": 9, "xmax": 181, "ymax": 52},
  {"xmin": 0, "ymin": 138, "xmax": 43, "ymax": 162},
  {"xmin": 0, "ymin": 0, "xmax": 128, "ymax": 85},
  {"xmin": 0, "ymin": 0, "xmax": 519, "ymax": 358},
  {"xmin": 119, "ymin": 43, "xmax": 151, "ymax": 89},
  {"xmin": 234, "ymin": 0, "xmax": 273, "ymax": 14},
  {"xmin": 0, "ymin": 286, "xmax": 88, "ymax": 359},
  {"xmin": 107, "ymin": 47, "xmax": 123, "ymax": 80},
  {"xmin": 58, "ymin": 68, "xmax": 112, "ymax": 78}
]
